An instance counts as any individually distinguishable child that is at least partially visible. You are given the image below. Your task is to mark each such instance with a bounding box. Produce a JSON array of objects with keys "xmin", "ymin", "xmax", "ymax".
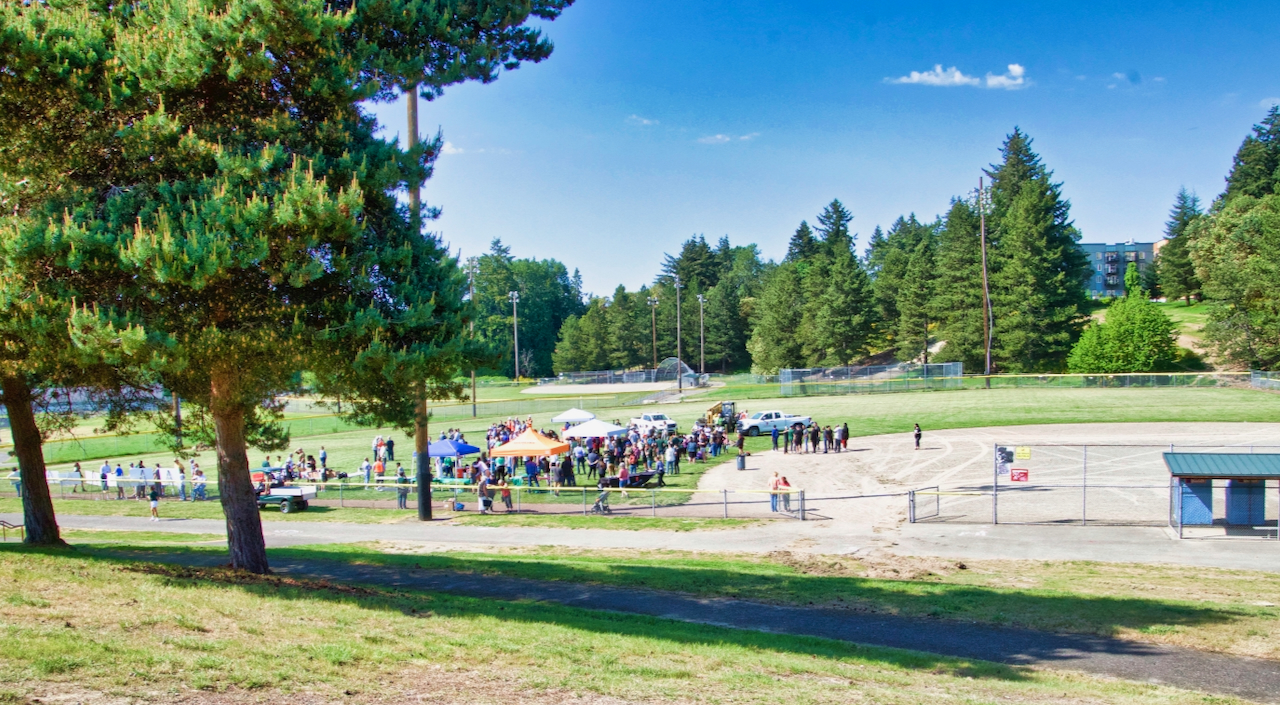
[{"xmin": 149, "ymin": 486, "xmax": 160, "ymax": 521}]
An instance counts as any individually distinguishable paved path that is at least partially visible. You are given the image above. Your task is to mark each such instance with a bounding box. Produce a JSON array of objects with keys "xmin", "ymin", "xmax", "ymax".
[
  {"xmin": 106, "ymin": 550, "xmax": 1280, "ymax": 704},
  {"xmin": 14, "ymin": 512, "xmax": 1280, "ymax": 572}
]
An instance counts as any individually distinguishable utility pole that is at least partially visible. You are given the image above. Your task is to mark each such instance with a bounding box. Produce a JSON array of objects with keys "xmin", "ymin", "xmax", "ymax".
[
  {"xmin": 468, "ymin": 257, "xmax": 477, "ymax": 418},
  {"xmin": 647, "ymin": 296, "xmax": 659, "ymax": 373},
  {"xmin": 509, "ymin": 291, "xmax": 520, "ymax": 380},
  {"xmin": 696, "ymin": 294, "xmax": 706, "ymax": 374},
  {"xmin": 408, "ymin": 84, "xmax": 431, "ymax": 520},
  {"xmin": 979, "ymin": 177, "xmax": 993, "ymax": 387},
  {"xmin": 674, "ymin": 275, "xmax": 683, "ymax": 393}
]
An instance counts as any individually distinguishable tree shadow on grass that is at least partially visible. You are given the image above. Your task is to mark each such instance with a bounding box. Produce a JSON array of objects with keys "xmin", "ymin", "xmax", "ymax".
[{"xmin": 3, "ymin": 543, "xmax": 1031, "ymax": 683}]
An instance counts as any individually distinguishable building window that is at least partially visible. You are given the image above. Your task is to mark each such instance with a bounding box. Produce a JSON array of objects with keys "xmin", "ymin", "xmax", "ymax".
[{"xmin": 1139, "ymin": 252, "xmax": 1145, "ymax": 259}]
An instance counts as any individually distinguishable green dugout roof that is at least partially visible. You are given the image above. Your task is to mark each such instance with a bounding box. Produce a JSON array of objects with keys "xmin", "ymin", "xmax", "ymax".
[{"xmin": 1164, "ymin": 453, "xmax": 1280, "ymax": 479}]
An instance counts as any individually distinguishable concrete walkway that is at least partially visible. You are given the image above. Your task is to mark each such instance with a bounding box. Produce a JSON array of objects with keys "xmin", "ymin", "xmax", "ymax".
[
  {"xmin": 104, "ymin": 550, "xmax": 1280, "ymax": 704},
  {"xmin": 13, "ymin": 512, "xmax": 1280, "ymax": 572}
]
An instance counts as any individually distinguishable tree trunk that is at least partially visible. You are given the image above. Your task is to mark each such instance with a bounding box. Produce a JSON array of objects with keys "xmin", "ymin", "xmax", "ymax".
[
  {"xmin": 210, "ymin": 373, "xmax": 270, "ymax": 573},
  {"xmin": 415, "ymin": 382, "xmax": 432, "ymax": 520},
  {"xmin": 1, "ymin": 375, "xmax": 64, "ymax": 546}
]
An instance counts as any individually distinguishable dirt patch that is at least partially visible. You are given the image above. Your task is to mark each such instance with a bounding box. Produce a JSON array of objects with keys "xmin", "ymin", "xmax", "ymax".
[{"xmin": 765, "ymin": 550, "xmax": 966, "ymax": 581}]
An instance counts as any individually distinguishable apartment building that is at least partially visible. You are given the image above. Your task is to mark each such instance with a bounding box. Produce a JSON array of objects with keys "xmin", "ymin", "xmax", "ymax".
[{"xmin": 1080, "ymin": 240, "xmax": 1161, "ymax": 298}]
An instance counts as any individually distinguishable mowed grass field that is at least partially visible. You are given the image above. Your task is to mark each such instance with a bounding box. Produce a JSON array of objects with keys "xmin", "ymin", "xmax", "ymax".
[
  {"xmin": 0, "ymin": 545, "xmax": 1257, "ymax": 705},
  {"xmin": 9, "ymin": 385, "xmax": 1280, "ymax": 495}
]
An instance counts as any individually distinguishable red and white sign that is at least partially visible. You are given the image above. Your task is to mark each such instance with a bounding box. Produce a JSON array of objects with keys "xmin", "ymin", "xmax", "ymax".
[{"xmin": 1010, "ymin": 469, "xmax": 1029, "ymax": 483}]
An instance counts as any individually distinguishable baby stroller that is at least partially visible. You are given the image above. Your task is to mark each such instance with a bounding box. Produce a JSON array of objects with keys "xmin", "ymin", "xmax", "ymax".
[{"xmin": 590, "ymin": 488, "xmax": 612, "ymax": 515}]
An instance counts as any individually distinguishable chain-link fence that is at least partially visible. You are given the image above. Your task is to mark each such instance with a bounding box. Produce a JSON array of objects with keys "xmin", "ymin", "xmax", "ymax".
[
  {"xmin": 911, "ymin": 444, "xmax": 1280, "ymax": 529},
  {"xmin": 779, "ymin": 363, "xmax": 964, "ymax": 397},
  {"xmin": 1253, "ymin": 370, "xmax": 1280, "ymax": 391}
]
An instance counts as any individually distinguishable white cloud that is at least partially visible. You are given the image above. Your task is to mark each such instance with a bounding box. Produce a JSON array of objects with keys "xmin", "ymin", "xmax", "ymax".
[
  {"xmin": 985, "ymin": 64, "xmax": 1028, "ymax": 90},
  {"xmin": 442, "ymin": 141, "xmax": 464, "ymax": 155},
  {"xmin": 889, "ymin": 63, "xmax": 1029, "ymax": 90},
  {"xmin": 628, "ymin": 114, "xmax": 659, "ymax": 126},
  {"xmin": 888, "ymin": 64, "xmax": 980, "ymax": 87},
  {"xmin": 1262, "ymin": 97, "xmax": 1280, "ymax": 108},
  {"xmin": 697, "ymin": 132, "xmax": 759, "ymax": 144}
]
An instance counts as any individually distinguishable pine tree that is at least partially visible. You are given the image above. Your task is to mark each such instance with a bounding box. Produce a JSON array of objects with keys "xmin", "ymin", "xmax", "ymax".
[
  {"xmin": 0, "ymin": 0, "xmax": 572, "ymax": 572},
  {"xmin": 747, "ymin": 264, "xmax": 805, "ymax": 373},
  {"xmin": 1157, "ymin": 189, "xmax": 1203, "ymax": 304},
  {"xmin": 812, "ymin": 248, "xmax": 876, "ymax": 365},
  {"xmin": 785, "ymin": 221, "xmax": 821, "ymax": 263},
  {"xmin": 660, "ymin": 235, "xmax": 721, "ymax": 291},
  {"xmin": 896, "ymin": 240, "xmax": 936, "ymax": 362},
  {"xmin": 815, "ymin": 199, "xmax": 855, "ymax": 257},
  {"xmin": 869, "ymin": 215, "xmax": 936, "ymax": 350},
  {"xmin": 704, "ymin": 279, "xmax": 746, "ymax": 372},
  {"xmin": 1222, "ymin": 106, "xmax": 1280, "ymax": 202},
  {"xmin": 1124, "ymin": 262, "xmax": 1142, "ymax": 296},
  {"xmin": 932, "ymin": 199, "xmax": 987, "ymax": 373},
  {"xmin": 986, "ymin": 129, "xmax": 1090, "ymax": 372}
]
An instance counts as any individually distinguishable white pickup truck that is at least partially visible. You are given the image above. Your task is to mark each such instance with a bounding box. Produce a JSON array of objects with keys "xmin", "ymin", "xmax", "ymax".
[
  {"xmin": 630, "ymin": 412, "xmax": 678, "ymax": 434},
  {"xmin": 737, "ymin": 411, "xmax": 812, "ymax": 436}
]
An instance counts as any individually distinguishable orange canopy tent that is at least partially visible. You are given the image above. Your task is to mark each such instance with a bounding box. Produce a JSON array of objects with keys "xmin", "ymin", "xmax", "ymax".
[{"xmin": 488, "ymin": 428, "xmax": 570, "ymax": 458}]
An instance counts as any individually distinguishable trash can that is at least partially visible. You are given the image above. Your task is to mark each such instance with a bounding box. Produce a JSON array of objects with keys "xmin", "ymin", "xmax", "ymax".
[{"xmin": 736, "ymin": 454, "xmax": 746, "ymax": 471}]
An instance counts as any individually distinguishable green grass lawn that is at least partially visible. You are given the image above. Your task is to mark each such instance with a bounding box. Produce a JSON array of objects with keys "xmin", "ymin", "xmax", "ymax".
[
  {"xmin": 0, "ymin": 497, "xmax": 420, "ymax": 525},
  {"xmin": 0, "ymin": 546, "xmax": 1251, "ymax": 704},
  {"xmin": 12, "ymin": 385, "xmax": 1280, "ymax": 497},
  {"xmin": 263, "ymin": 543, "xmax": 1280, "ymax": 660}
]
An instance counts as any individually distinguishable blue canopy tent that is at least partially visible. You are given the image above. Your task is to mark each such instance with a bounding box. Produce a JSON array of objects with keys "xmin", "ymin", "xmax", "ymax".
[{"xmin": 428, "ymin": 439, "xmax": 481, "ymax": 457}]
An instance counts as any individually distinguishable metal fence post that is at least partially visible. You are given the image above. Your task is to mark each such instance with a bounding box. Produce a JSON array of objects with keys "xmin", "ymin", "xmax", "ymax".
[
  {"xmin": 991, "ymin": 443, "xmax": 998, "ymax": 525},
  {"xmin": 909, "ymin": 490, "xmax": 915, "ymax": 523},
  {"xmin": 582, "ymin": 488, "xmax": 587, "ymax": 516},
  {"xmin": 799, "ymin": 490, "xmax": 805, "ymax": 521},
  {"xmin": 1082, "ymin": 445, "xmax": 1088, "ymax": 527},
  {"xmin": 722, "ymin": 489, "xmax": 728, "ymax": 519},
  {"xmin": 651, "ymin": 489, "xmax": 657, "ymax": 517}
]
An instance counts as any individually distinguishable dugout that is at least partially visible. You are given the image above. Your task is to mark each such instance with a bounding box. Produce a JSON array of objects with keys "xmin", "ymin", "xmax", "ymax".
[{"xmin": 1165, "ymin": 453, "xmax": 1280, "ymax": 539}]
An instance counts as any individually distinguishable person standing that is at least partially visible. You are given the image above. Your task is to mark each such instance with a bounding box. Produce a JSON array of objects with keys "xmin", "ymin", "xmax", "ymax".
[
  {"xmin": 99, "ymin": 460, "xmax": 111, "ymax": 495},
  {"xmin": 778, "ymin": 476, "xmax": 793, "ymax": 512},
  {"xmin": 373, "ymin": 457, "xmax": 386, "ymax": 484},
  {"xmin": 913, "ymin": 423, "xmax": 922, "ymax": 450},
  {"xmin": 361, "ymin": 457, "xmax": 373, "ymax": 485},
  {"xmin": 498, "ymin": 477, "xmax": 513, "ymax": 513},
  {"xmin": 72, "ymin": 462, "xmax": 84, "ymax": 493},
  {"xmin": 768, "ymin": 472, "xmax": 781, "ymax": 512},
  {"xmin": 395, "ymin": 468, "xmax": 410, "ymax": 509},
  {"xmin": 148, "ymin": 485, "xmax": 160, "ymax": 521},
  {"xmin": 771, "ymin": 426, "xmax": 780, "ymax": 452},
  {"xmin": 841, "ymin": 422, "xmax": 850, "ymax": 451},
  {"xmin": 177, "ymin": 466, "xmax": 188, "ymax": 502},
  {"xmin": 822, "ymin": 426, "xmax": 833, "ymax": 454},
  {"xmin": 319, "ymin": 446, "xmax": 328, "ymax": 470},
  {"xmin": 783, "ymin": 426, "xmax": 791, "ymax": 455},
  {"xmin": 385, "ymin": 437, "xmax": 395, "ymax": 462},
  {"xmin": 114, "ymin": 463, "xmax": 124, "ymax": 499}
]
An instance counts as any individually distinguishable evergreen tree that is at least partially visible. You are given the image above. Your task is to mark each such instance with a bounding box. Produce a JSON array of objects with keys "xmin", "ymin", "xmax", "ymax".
[
  {"xmin": 815, "ymin": 199, "xmax": 855, "ymax": 256},
  {"xmin": 896, "ymin": 240, "xmax": 936, "ymax": 362},
  {"xmin": 798, "ymin": 254, "xmax": 832, "ymax": 365},
  {"xmin": 784, "ymin": 221, "xmax": 821, "ymax": 263},
  {"xmin": 863, "ymin": 226, "xmax": 888, "ymax": 273},
  {"xmin": 747, "ymin": 264, "xmax": 805, "ymax": 373},
  {"xmin": 0, "ymin": 0, "xmax": 572, "ymax": 572},
  {"xmin": 659, "ymin": 234, "xmax": 720, "ymax": 291},
  {"xmin": 1157, "ymin": 188, "xmax": 1203, "ymax": 304},
  {"xmin": 812, "ymin": 248, "xmax": 876, "ymax": 365},
  {"xmin": 932, "ymin": 199, "xmax": 988, "ymax": 373},
  {"xmin": 1124, "ymin": 262, "xmax": 1142, "ymax": 296},
  {"xmin": 1222, "ymin": 106, "xmax": 1280, "ymax": 202},
  {"xmin": 704, "ymin": 279, "xmax": 747, "ymax": 372},
  {"xmin": 986, "ymin": 130, "xmax": 1090, "ymax": 372},
  {"xmin": 869, "ymin": 215, "xmax": 936, "ymax": 350}
]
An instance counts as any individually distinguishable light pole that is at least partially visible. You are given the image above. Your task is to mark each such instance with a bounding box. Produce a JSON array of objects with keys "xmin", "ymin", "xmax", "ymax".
[
  {"xmin": 647, "ymin": 296, "xmax": 659, "ymax": 373},
  {"xmin": 509, "ymin": 290, "xmax": 520, "ymax": 380},
  {"xmin": 977, "ymin": 177, "xmax": 993, "ymax": 386},
  {"xmin": 468, "ymin": 258, "xmax": 477, "ymax": 417},
  {"xmin": 696, "ymin": 294, "xmax": 706, "ymax": 374},
  {"xmin": 674, "ymin": 275, "xmax": 683, "ymax": 393}
]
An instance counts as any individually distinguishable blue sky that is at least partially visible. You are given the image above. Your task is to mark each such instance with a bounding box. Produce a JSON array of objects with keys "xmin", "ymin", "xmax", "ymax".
[{"xmin": 370, "ymin": 1, "xmax": 1280, "ymax": 295}]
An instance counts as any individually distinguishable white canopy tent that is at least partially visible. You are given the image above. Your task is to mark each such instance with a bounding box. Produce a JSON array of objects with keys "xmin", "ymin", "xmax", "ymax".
[
  {"xmin": 552, "ymin": 408, "xmax": 596, "ymax": 424},
  {"xmin": 563, "ymin": 419, "xmax": 627, "ymax": 438}
]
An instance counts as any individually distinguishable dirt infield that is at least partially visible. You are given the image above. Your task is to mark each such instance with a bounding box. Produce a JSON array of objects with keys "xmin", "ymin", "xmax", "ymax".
[{"xmin": 699, "ymin": 422, "xmax": 1280, "ymax": 529}]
